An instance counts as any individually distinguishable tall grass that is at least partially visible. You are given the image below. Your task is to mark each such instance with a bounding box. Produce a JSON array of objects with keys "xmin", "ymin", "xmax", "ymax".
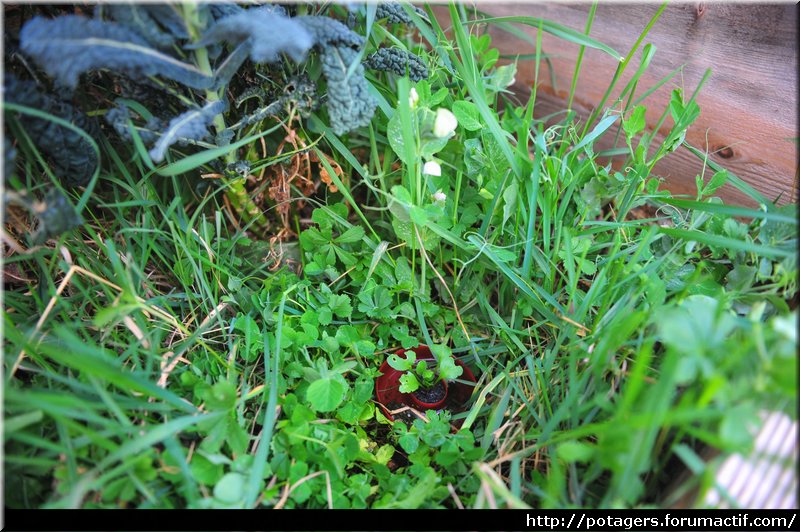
[{"xmin": 3, "ymin": 1, "xmax": 796, "ymax": 510}]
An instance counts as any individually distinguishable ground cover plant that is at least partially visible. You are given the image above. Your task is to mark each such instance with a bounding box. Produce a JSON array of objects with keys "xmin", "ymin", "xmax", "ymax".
[{"xmin": 3, "ymin": 1, "xmax": 797, "ymax": 509}]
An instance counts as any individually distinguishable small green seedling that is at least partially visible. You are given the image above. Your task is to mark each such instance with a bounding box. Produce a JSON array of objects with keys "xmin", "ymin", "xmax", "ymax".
[{"xmin": 387, "ymin": 345, "xmax": 463, "ymax": 394}]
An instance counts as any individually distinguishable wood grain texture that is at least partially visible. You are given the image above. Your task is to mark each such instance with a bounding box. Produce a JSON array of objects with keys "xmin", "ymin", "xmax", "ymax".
[{"xmin": 433, "ymin": 3, "xmax": 798, "ymax": 207}]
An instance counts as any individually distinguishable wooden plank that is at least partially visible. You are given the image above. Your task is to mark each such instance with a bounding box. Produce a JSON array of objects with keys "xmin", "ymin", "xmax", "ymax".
[{"xmin": 434, "ymin": 3, "xmax": 798, "ymax": 207}]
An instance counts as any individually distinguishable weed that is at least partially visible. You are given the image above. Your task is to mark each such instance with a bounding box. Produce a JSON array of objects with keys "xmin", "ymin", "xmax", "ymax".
[{"xmin": 3, "ymin": 2, "xmax": 796, "ymax": 510}]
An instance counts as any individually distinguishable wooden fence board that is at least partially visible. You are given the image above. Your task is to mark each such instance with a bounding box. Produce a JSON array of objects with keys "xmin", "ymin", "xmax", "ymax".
[{"xmin": 433, "ymin": 3, "xmax": 798, "ymax": 207}]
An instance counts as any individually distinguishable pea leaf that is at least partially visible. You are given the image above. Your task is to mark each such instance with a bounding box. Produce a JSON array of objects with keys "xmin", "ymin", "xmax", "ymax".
[
  {"xmin": 623, "ymin": 105, "xmax": 646, "ymax": 141},
  {"xmin": 452, "ymin": 100, "xmax": 482, "ymax": 131},
  {"xmin": 702, "ymin": 170, "xmax": 729, "ymax": 198}
]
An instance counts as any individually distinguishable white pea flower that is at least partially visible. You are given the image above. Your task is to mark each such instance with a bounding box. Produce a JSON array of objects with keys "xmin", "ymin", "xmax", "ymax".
[
  {"xmin": 432, "ymin": 190, "xmax": 447, "ymax": 203},
  {"xmin": 772, "ymin": 314, "xmax": 797, "ymax": 342},
  {"xmin": 422, "ymin": 160, "xmax": 441, "ymax": 176},
  {"xmin": 433, "ymin": 108, "xmax": 458, "ymax": 138},
  {"xmin": 409, "ymin": 87, "xmax": 419, "ymax": 109}
]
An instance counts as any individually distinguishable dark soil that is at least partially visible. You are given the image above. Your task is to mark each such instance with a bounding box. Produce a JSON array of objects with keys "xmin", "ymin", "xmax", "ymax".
[
  {"xmin": 385, "ymin": 401, "xmax": 417, "ymax": 424},
  {"xmin": 413, "ymin": 381, "xmax": 446, "ymax": 404}
]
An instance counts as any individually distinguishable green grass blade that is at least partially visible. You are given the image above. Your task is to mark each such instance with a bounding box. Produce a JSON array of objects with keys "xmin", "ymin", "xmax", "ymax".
[
  {"xmin": 472, "ymin": 15, "xmax": 622, "ymax": 61},
  {"xmin": 658, "ymin": 227, "xmax": 794, "ymax": 258}
]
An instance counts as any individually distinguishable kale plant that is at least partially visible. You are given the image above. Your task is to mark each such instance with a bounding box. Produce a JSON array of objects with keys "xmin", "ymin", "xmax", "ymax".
[
  {"xmin": 3, "ymin": 187, "xmax": 83, "ymax": 245},
  {"xmin": 149, "ymin": 100, "xmax": 228, "ymax": 163},
  {"xmin": 95, "ymin": 4, "xmax": 190, "ymax": 50},
  {"xmin": 296, "ymin": 15, "xmax": 377, "ymax": 135},
  {"xmin": 12, "ymin": 4, "xmax": 423, "ymax": 162},
  {"xmin": 198, "ymin": 6, "xmax": 312, "ymax": 64},
  {"xmin": 19, "ymin": 15, "xmax": 214, "ymax": 90},
  {"xmin": 375, "ymin": 2, "xmax": 428, "ymax": 25},
  {"xmin": 3, "ymin": 75, "xmax": 98, "ymax": 187},
  {"xmin": 6, "ymin": 2, "xmax": 432, "ymax": 228},
  {"xmin": 365, "ymin": 48, "xmax": 429, "ymax": 82}
]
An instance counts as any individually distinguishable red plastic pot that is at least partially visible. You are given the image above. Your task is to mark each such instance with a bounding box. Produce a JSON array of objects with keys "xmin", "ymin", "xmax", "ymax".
[
  {"xmin": 409, "ymin": 379, "xmax": 448, "ymax": 410},
  {"xmin": 375, "ymin": 345, "xmax": 477, "ymax": 427}
]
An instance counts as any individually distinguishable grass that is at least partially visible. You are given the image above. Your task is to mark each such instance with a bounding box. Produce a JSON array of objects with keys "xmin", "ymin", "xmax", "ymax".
[{"xmin": 3, "ymin": 1, "xmax": 797, "ymax": 510}]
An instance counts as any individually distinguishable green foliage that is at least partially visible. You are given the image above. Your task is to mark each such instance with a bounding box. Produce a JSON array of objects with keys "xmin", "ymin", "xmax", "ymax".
[
  {"xmin": 3, "ymin": 1, "xmax": 797, "ymax": 513},
  {"xmin": 388, "ymin": 345, "xmax": 463, "ymax": 393},
  {"xmin": 7, "ymin": 2, "xmax": 427, "ymax": 203}
]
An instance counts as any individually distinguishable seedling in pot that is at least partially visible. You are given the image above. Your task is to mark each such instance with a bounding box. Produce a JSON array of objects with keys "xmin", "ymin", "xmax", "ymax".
[{"xmin": 386, "ymin": 345, "xmax": 463, "ymax": 409}]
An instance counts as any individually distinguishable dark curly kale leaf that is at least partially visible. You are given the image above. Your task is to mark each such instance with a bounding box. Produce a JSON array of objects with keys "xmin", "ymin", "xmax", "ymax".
[
  {"xmin": 319, "ymin": 46, "xmax": 377, "ymax": 136},
  {"xmin": 207, "ymin": 2, "xmax": 289, "ymax": 23},
  {"xmin": 197, "ymin": 6, "xmax": 313, "ymax": 64},
  {"xmin": 224, "ymin": 74, "xmax": 319, "ymax": 138},
  {"xmin": 4, "ymin": 76, "xmax": 99, "ymax": 187},
  {"xmin": 20, "ymin": 15, "xmax": 212, "ymax": 90},
  {"xmin": 98, "ymin": 4, "xmax": 188, "ymax": 50},
  {"xmin": 296, "ymin": 15, "xmax": 365, "ymax": 49},
  {"xmin": 149, "ymin": 100, "xmax": 227, "ymax": 163},
  {"xmin": 105, "ymin": 102, "xmax": 162, "ymax": 145},
  {"xmin": 296, "ymin": 16, "xmax": 376, "ymax": 135},
  {"xmin": 4, "ymin": 188, "xmax": 84, "ymax": 245},
  {"xmin": 375, "ymin": 2, "xmax": 428, "ymax": 25},
  {"xmin": 365, "ymin": 48, "xmax": 428, "ymax": 82},
  {"xmin": 31, "ymin": 188, "xmax": 84, "ymax": 245},
  {"xmin": 235, "ymin": 86, "xmax": 268, "ymax": 109},
  {"xmin": 285, "ymin": 74, "xmax": 320, "ymax": 117},
  {"xmin": 111, "ymin": 75, "xmax": 173, "ymax": 107},
  {"xmin": 208, "ymin": 3, "xmax": 246, "ymax": 21},
  {"xmin": 226, "ymin": 160, "xmax": 251, "ymax": 178},
  {"xmin": 145, "ymin": 5, "xmax": 191, "ymax": 40},
  {"xmin": 105, "ymin": 103, "xmax": 134, "ymax": 139},
  {"xmin": 4, "ymin": 136, "xmax": 17, "ymax": 179}
]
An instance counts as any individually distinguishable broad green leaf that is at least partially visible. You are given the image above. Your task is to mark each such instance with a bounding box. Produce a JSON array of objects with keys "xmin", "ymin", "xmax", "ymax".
[
  {"xmin": 398, "ymin": 372, "xmax": 419, "ymax": 393},
  {"xmin": 623, "ymin": 105, "xmax": 646, "ymax": 140},
  {"xmin": 190, "ymin": 453, "xmax": 224, "ymax": 486},
  {"xmin": 452, "ymin": 100, "xmax": 482, "ymax": 131},
  {"xmin": 502, "ymin": 180, "xmax": 518, "ymax": 226},
  {"xmin": 214, "ymin": 472, "xmax": 245, "ymax": 504},
  {"xmin": 703, "ymin": 170, "xmax": 729, "ymax": 197},
  {"xmin": 387, "ymin": 109, "xmax": 411, "ymax": 165},
  {"xmin": 336, "ymin": 225, "xmax": 365, "ymax": 244},
  {"xmin": 557, "ymin": 441, "xmax": 595, "ymax": 464},
  {"xmin": 658, "ymin": 295, "xmax": 736, "ymax": 357},
  {"xmin": 387, "ymin": 351, "xmax": 416, "ymax": 372},
  {"xmin": 306, "ymin": 378, "xmax": 347, "ymax": 412},
  {"xmin": 410, "ymin": 205, "xmax": 428, "ymax": 226},
  {"xmin": 398, "ymin": 432, "xmax": 419, "ymax": 454},
  {"xmin": 489, "ymin": 63, "xmax": 516, "ymax": 89},
  {"xmin": 328, "ymin": 293, "xmax": 353, "ymax": 319}
]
